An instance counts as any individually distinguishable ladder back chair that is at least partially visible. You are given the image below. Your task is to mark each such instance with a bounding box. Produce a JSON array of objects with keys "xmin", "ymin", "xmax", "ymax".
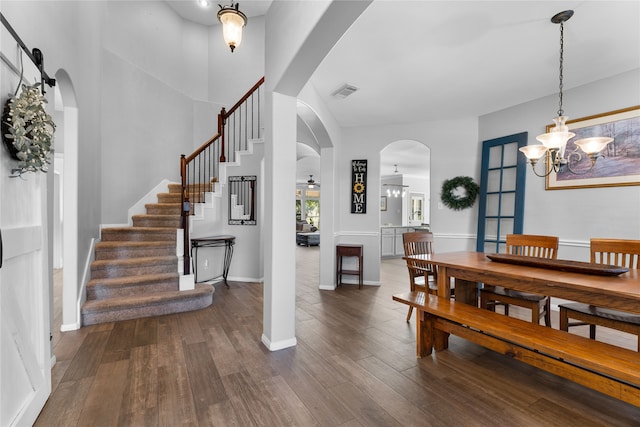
[
  {"xmin": 559, "ymin": 238, "xmax": 640, "ymax": 351},
  {"xmin": 480, "ymin": 234, "xmax": 559, "ymax": 326},
  {"xmin": 403, "ymin": 231, "xmax": 437, "ymax": 322}
]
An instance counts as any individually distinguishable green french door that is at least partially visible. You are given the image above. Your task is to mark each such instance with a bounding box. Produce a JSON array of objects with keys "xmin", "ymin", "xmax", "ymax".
[{"xmin": 476, "ymin": 132, "xmax": 528, "ymax": 253}]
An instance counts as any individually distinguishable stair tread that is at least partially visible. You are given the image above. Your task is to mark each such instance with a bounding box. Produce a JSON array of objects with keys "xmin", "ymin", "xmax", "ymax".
[
  {"xmin": 132, "ymin": 216, "xmax": 180, "ymax": 221},
  {"xmin": 82, "ymin": 284, "xmax": 214, "ymax": 313},
  {"xmin": 88, "ymin": 272, "xmax": 178, "ymax": 287},
  {"xmin": 92, "ymin": 255, "xmax": 177, "ymax": 267},
  {"xmin": 96, "ymin": 241, "xmax": 175, "ymax": 248},
  {"xmin": 103, "ymin": 226, "xmax": 177, "ymax": 232}
]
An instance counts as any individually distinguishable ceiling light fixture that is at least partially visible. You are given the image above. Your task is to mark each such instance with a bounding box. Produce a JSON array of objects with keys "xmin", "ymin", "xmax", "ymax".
[
  {"xmin": 198, "ymin": 0, "xmax": 211, "ymax": 8},
  {"xmin": 383, "ymin": 183, "xmax": 408, "ymax": 198},
  {"xmin": 519, "ymin": 10, "xmax": 613, "ymax": 177},
  {"xmin": 307, "ymin": 175, "xmax": 318, "ymax": 189},
  {"xmin": 217, "ymin": 2, "xmax": 247, "ymax": 53}
]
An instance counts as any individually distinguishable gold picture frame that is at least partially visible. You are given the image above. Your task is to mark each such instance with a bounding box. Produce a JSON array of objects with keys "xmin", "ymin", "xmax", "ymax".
[{"xmin": 546, "ymin": 106, "xmax": 640, "ymax": 190}]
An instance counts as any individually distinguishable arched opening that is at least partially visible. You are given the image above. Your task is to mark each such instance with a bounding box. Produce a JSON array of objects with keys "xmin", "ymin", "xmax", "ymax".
[
  {"xmin": 53, "ymin": 69, "xmax": 80, "ymax": 331},
  {"xmin": 295, "ymin": 100, "xmax": 336, "ymax": 289},
  {"xmin": 380, "ymin": 140, "xmax": 430, "ymax": 227}
]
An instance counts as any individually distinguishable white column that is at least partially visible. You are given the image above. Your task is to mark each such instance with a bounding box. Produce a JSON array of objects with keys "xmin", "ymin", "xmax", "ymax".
[
  {"xmin": 319, "ymin": 146, "xmax": 336, "ymax": 290},
  {"xmin": 262, "ymin": 91, "xmax": 297, "ymax": 351}
]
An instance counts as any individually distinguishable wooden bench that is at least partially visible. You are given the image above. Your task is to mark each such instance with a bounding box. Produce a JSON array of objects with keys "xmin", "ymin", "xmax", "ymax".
[{"xmin": 393, "ymin": 291, "xmax": 640, "ymax": 406}]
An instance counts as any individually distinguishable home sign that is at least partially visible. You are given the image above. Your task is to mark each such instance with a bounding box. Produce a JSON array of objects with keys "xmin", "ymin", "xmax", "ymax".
[{"xmin": 351, "ymin": 159, "xmax": 367, "ymax": 214}]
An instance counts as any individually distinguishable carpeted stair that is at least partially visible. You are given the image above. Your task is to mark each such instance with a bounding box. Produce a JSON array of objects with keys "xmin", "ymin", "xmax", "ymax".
[{"xmin": 81, "ymin": 183, "xmax": 214, "ymax": 326}]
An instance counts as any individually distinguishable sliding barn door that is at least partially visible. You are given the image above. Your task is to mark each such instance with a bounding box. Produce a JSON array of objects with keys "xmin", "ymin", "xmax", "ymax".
[
  {"xmin": 0, "ymin": 53, "xmax": 52, "ymax": 426},
  {"xmin": 476, "ymin": 132, "xmax": 527, "ymax": 253}
]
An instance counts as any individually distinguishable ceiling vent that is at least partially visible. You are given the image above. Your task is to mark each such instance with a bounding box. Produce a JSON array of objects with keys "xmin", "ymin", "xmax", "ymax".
[{"xmin": 331, "ymin": 84, "xmax": 359, "ymax": 99}]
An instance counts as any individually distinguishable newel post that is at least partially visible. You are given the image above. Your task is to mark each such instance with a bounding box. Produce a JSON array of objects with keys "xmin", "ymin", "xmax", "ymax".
[
  {"xmin": 219, "ymin": 107, "xmax": 226, "ymax": 163},
  {"xmin": 180, "ymin": 154, "xmax": 191, "ymax": 274}
]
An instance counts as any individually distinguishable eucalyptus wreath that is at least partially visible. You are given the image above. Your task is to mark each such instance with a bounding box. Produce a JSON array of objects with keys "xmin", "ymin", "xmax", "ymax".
[
  {"xmin": 440, "ymin": 176, "xmax": 479, "ymax": 211},
  {"xmin": 2, "ymin": 82, "xmax": 55, "ymax": 176}
]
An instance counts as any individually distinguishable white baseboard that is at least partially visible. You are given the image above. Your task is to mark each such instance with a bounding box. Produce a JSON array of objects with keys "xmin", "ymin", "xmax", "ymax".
[
  {"xmin": 261, "ymin": 334, "xmax": 297, "ymax": 351},
  {"xmin": 60, "ymin": 322, "xmax": 81, "ymax": 332}
]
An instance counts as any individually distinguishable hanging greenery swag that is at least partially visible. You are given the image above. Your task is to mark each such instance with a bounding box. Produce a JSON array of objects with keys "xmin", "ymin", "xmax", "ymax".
[
  {"xmin": 2, "ymin": 82, "xmax": 55, "ymax": 176},
  {"xmin": 440, "ymin": 176, "xmax": 480, "ymax": 211}
]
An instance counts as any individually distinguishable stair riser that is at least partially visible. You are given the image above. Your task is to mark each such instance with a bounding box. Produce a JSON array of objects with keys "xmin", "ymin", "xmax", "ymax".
[
  {"xmin": 132, "ymin": 217, "xmax": 181, "ymax": 228},
  {"xmin": 145, "ymin": 204, "xmax": 181, "ymax": 215},
  {"xmin": 157, "ymin": 194, "xmax": 181, "ymax": 203},
  {"xmin": 87, "ymin": 280, "xmax": 178, "ymax": 300},
  {"xmin": 159, "ymin": 193, "xmax": 207, "ymax": 204},
  {"xmin": 81, "ymin": 293, "xmax": 213, "ymax": 325},
  {"xmin": 95, "ymin": 246, "xmax": 175, "ymax": 260},
  {"xmin": 168, "ymin": 183, "xmax": 214, "ymax": 194},
  {"xmin": 101, "ymin": 230, "xmax": 176, "ymax": 242},
  {"xmin": 91, "ymin": 262, "xmax": 177, "ymax": 279}
]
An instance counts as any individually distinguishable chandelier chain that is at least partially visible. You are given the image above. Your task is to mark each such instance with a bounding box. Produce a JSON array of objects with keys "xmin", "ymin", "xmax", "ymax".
[{"xmin": 557, "ymin": 21, "xmax": 565, "ymax": 117}]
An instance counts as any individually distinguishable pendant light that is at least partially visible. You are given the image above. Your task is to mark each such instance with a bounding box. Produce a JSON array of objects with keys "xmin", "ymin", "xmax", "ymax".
[{"xmin": 217, "ymin": 2, "xmax": 247, "ymax": 52}]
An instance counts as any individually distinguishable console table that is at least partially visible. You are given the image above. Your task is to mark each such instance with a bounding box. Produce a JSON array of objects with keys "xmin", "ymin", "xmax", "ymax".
[{"xmin": 190, "ymin": 235, "xmax": 235, "ymax": 287}]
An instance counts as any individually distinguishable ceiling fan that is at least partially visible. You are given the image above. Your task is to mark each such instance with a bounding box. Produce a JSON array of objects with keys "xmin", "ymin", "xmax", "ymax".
[{"xmin": 307, "ymin": 175, "xmax": 320, "ymax": 188}]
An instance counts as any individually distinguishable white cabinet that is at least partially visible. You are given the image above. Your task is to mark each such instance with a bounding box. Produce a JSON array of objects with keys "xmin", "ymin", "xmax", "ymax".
[
  {"xmin": 381, "ymin": 227, "xmax": 414, "ymax": 257},
  {"xmin": 381, "ymin": 228, "xmax": 395, "ymax": 257}
]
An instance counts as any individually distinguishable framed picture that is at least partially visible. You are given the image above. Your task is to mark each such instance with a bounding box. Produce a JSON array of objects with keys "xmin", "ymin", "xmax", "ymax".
[
  {"xmin": 380, "ymin": 196, "xmax": 387, "ymax": 211},
  {"xmin": 546, "ymin": 106, "xmax": 640, "ymax": 190}
]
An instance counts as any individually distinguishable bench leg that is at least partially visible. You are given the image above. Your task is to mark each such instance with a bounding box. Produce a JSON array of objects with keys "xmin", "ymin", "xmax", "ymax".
[{"xmin": 416, "ymin": 310, "xmax": 433, "ymax": 358}]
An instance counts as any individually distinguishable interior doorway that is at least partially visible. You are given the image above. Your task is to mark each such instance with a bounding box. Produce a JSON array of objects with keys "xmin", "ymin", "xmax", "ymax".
[
  {"xmin": 53, "ymin": 69, "xmax": 80, "ymax": 331},
  {"xmin": 380, "ymin": 140, "xmax": 431, "ymax": 228}
]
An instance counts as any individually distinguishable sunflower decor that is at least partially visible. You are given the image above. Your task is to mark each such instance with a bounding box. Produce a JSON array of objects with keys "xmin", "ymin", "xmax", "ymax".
[
  {"xmin": 2, "ymin": 82, "xmax": 55, "ymax": 176},
  {"xmin": 440, "ymin": 176, "xmax": 479, "ymax": 211}
]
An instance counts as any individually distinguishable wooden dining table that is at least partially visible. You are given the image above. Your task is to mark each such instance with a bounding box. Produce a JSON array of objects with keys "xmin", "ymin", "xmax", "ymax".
[
  {"xmin": 408, "ymin": 251, "xmax": 640, "ymax": 314},
  {"xmin": 398, "ymin": 251, "xmax": 640, "ymax": 405}
]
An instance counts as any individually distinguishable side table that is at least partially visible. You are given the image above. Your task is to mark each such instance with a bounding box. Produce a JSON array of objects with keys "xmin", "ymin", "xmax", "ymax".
[{"xmin": 336, "ymin": 244, "xmax": 363, "ymax": 289}]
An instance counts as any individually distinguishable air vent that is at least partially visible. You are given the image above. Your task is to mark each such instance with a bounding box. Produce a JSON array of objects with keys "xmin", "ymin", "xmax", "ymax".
[{"xmin": 331, "ymin": 84, "xmax": 359, "ymax": 99}]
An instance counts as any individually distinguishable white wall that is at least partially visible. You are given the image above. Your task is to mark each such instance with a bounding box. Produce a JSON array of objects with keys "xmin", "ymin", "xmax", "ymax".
[
  {"xmin": 337, "ymin": 118, "xmax": 480, "ymax": 281},
  {"xmin": 479, "ymin": 69, "xmax": 640, "ymax": 261},
  {"xmin": 2, "ymin": 0, "xmax": 105, "ymax": 304}
]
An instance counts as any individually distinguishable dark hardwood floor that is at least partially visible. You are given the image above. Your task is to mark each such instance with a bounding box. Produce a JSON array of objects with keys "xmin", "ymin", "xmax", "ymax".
[{"xmin": 39, "ymin": 247, "xmax": 640, "ymax": 426}]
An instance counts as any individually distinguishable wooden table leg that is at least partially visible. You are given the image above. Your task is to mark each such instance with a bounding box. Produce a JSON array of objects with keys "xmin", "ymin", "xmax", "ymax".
[
  {"xmin": 437, "ymin": 266, "xmax": 451, "ymax": 298},
  {"xmin": 454, "ymin": 278, "xmax": 478, "ymax": 306}
]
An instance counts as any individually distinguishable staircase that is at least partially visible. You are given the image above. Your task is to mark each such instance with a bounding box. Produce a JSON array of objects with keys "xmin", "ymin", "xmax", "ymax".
[{"xmin": 81, "ymin": 183, "xmax": 214, "ymax": 326}]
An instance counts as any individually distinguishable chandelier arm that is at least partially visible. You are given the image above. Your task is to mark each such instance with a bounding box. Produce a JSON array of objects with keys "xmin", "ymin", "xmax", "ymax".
[
  {"xmin": 529, "ymin": 153, "xmax": 556, "ymax": 178},
  {"xmin": 565, "ymin": 151, "xmax": 598, "ymax": 175}
]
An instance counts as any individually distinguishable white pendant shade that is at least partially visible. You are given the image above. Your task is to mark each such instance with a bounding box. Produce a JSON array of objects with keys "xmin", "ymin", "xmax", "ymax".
[
  {"xmin": 574, "ymin": 136, "xmax": 614, "ymax": 154},
  {"xmin": 519, "ymin": 144, "xmax": 548, "ymax": 161},
  {"xmin": 218, "ymin": 4, "xmax": 247, "ymax": 52},
  {"xmin": 535, "ymin": 116, "xmax": 575, "ymax": 155}
]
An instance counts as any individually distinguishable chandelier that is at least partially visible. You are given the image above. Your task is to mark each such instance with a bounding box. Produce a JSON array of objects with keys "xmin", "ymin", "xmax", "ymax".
[
  {"xmin": 384, "ymin": 184, "xmax": 408, "ymax": 198},
  {"xmin": 217, "ymin": 2, "xmax": 247, "ymax": 52},
  {"xmin": 384, "ymin": 164, "xmax": 408, "ymax": 197},
  {"xmin": 519, "ymin": 10, "xmax": 613, "ymax": 177}
]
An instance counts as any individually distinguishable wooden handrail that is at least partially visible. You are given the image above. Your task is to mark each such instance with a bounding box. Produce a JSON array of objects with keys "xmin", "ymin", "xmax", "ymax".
[
  {"xmin": 180, "ymin": 76, "xmax": 264, "ymax": 275},
  {"xmin": 184, "ymin": 133, "xmax": 221, "ymax": 164},
  {"xmin": 224, "ymin": 76, "xmax": 265, "ymax": 118}
]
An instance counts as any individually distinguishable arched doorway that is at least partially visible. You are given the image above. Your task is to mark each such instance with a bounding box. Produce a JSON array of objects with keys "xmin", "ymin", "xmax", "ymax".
[
  {"xmin": 54, "ymin": 69, "xmax": 80, "ymax": 331},
  {"xmin": 380, "ymin": 140, "xmax": 431, "ymax": 229}
]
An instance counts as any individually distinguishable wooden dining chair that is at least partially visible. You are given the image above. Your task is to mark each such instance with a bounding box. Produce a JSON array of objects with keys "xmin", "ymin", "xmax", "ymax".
[
  {"xmin": 403, "ymin": 231, "xmax": 437, "ymax": 322},
  {"xmin": 559, "ymin": 238, "xmax": 640, "ymax": 351},
  {"xmin": 480, "ymin": 234, "xmax": 559, "ymax": 326}
]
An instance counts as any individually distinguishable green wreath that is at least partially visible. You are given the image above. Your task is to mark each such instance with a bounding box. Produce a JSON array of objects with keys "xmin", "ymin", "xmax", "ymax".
[
  {"xmin": 2, "ymin": 82, "xmax": 55, "ymax": 176},
  {"xmin": 440, "ymin": 176, "xmax": 479, "ymax": 211}
]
